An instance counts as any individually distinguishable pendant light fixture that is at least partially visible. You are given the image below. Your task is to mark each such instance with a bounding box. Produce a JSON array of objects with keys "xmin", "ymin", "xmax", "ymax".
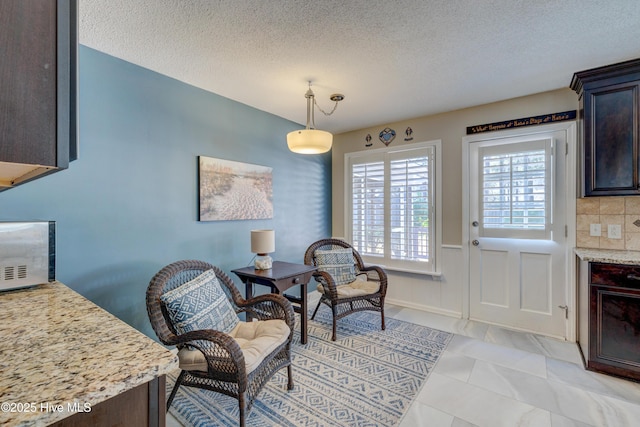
[{"xmin": 287, "ymin": 82, "xmax": 344, "ymax": 154}]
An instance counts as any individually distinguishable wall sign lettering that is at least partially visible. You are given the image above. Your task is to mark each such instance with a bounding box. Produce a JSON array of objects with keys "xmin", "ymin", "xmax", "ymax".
[{"xmin": 466, "ymin": 110, "xmax": 576, "ymax": 135}]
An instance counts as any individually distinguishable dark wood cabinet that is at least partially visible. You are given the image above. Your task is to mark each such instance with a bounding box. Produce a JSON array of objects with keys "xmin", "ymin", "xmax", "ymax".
[
  {"xmin": 49, "ymin": 377, "xmax": 167, "ymax": 427},
  {"xmin": 571, "ymin": 59, "xmax": 640, "ymax": 196},
  {"xmin": 588, "ymin": 262, "xmax": 640, "ymax": 381},
  {"xmin": 0, "ymin": 0, "xmax": 77, "ymax": 191}
]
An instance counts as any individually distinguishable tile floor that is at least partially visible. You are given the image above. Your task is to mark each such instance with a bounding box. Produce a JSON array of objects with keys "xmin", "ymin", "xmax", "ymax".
[{"xmin": 167, "ymin": 303, "xmax": 640, "ymax": 427}]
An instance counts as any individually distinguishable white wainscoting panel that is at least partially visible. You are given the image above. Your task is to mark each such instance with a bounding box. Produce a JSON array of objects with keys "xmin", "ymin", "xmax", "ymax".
[{"xmin": 386, "ymin": 245, "xmax": 463, "ymax": 318}]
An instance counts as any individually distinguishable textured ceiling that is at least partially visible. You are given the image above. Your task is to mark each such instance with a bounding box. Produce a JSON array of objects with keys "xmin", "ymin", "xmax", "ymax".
[{"xmin": 79, "ymin": 0, "xmax": 640, "ymax": 134}]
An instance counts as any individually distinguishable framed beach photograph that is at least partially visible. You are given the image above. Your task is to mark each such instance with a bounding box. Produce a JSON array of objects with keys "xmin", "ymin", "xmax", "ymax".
[{"xmin": 198, "ymin": 156, "xmax": 273, "ymax": 221}]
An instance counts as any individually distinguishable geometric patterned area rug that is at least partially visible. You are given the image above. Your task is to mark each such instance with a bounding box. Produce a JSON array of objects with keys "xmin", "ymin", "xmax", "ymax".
[{"xmin": 167, "ymin": 309, "xmax": 452, "ymax": 427}]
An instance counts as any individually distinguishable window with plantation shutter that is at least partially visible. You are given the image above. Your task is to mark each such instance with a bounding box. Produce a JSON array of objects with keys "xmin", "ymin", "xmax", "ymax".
[
  {"xmin": 389, "ymin": 153, "xmax": 431, "ymax": 263},
  {"xmin": 346, "ymin": 141, "xmax": 440, "ymax": 273},
  {"xmin": 479, "ymin": 139, "xmax": 552, "ymax": 239}
]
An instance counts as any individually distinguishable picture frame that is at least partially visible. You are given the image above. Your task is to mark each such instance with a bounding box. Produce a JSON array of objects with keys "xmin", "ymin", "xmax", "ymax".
[{"xmin": 198, "ymin": 156, "xmax": 273, "ymax": 221}]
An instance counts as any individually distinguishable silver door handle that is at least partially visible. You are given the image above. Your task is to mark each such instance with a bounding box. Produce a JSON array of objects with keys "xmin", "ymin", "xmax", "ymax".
[{"xmin": 472, "ymin": 240, "xmax": 480, "ymax": 246}]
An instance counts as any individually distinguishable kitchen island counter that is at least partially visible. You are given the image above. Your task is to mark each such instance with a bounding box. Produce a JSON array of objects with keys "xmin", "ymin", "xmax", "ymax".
[{"xmin": 0, "ymin": 281, "xmax": 177, "ymax": 426}]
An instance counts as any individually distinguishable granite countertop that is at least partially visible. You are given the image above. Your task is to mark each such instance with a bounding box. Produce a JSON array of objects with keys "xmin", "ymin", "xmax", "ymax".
[
  {"xmin": 0, "ymin": 281, "xmax": 178, "ymax": 426},
  {"xmin": 574, "ymin": 248, "xmax": 640, "ymax": 265}
]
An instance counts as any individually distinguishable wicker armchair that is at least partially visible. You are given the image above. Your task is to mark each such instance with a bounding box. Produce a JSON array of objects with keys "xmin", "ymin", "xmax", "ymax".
[
  {"xmin": 146, "ymin": 260, "xmax": 294, "ymax": 427},
  {"xmin": 304, "ymin": 239, "xmax": 387, "ymax": 341}
]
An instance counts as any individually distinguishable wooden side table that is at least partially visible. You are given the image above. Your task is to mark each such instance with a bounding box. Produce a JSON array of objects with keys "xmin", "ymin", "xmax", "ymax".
[{"xmin": 232, "ymin": 261, "xmax": 317, "ymax": 344}]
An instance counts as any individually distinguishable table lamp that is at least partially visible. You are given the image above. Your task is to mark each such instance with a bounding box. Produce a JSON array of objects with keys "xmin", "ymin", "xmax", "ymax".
[{"xmin": 251, "ymin": 229, "xmax": 275, "ymax": 269}]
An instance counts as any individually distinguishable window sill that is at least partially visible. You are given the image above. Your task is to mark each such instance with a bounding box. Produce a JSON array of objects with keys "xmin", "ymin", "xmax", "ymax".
[{"xmin": 374, "ymin": 264, "xmax": 442, "ymax": 279}]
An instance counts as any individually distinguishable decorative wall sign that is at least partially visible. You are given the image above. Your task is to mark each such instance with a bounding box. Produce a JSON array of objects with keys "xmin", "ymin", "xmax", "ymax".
[
  {"xmin": 198, "ymin": 156, "xmax": 273, "ymax": 221},
  {"xmin": 404, "ymin": 127, "xmax": 414, "ymax": 141},
  {"xmin": 365, "ymin": 133, "xmax": 373, "ymax": 147},
  {"xmin": 379, "ymin": 127, "xmax": 396, "ymax": 145},
  {"xmin": 466, "ymin": 110, "xmax": 576, "ymax": 135}
]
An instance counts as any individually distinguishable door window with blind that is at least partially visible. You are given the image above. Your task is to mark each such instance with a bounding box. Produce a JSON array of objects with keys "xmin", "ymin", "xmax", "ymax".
[
  {"xmin": 478, "ymin": 138, "xmax": 553, "ymax": 239},
  {"xmin": 346, "ymin": 141, "xmax": 440, "ymax": 273}
]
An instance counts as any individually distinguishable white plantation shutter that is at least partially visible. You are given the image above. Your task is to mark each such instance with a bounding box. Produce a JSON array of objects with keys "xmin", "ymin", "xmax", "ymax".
[
  {"xmin": 348, "ymin": 144, "xmax": 436, "ymax": 272},
  {"xmin": 479, "ymin": 139, "xmax": 552, "ymax": 239},
  {"xmin": 352, "ymin": 160, "xmax": 385, "ymax": 256},
  {"xmin": 389, "ymin": 150, "xmax": 432, "ymax": 263}
]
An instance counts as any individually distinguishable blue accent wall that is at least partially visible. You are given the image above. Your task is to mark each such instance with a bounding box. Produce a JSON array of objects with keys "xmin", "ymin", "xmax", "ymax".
[{"xmin": 0, "ymin": 46, "xmax": 331, "ymax": 338}]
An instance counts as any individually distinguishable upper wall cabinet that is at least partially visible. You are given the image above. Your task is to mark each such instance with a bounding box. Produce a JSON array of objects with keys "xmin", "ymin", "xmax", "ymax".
[
  {"xmin": 0, "ymin": 0, "xmax": 77, "ymax": 192},
  {"xmin": 571, "ymin": 59, "xmax": 640, "ymax": 197}
]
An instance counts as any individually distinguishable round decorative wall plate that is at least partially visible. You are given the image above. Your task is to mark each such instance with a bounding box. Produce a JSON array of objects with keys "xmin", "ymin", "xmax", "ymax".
[{"xmin": 379, "ymin": 128, "xmax": 396, "ymax": 146}]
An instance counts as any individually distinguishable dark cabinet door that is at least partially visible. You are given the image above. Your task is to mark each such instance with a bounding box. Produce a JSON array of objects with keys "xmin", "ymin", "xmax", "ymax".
[
  {"xmin": 588, "ymin": 263, "xmax": 640, "ymax": 381},
  {"xmin": 571, "ymin": 58, "xmax": 640, "ymax": 197},
  {"xmin": 584, "ymin": 83, "xmax": 640, "ymax": 196},
  {"xmin": 0, "ymin": 0, "xmax": 57, "ymax": 166}
]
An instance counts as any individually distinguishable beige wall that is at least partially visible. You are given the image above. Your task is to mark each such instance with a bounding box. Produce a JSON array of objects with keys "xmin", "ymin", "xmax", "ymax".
[{"xmin": 332, "ymin": 88, "xmax": 578, "ymax": 245}]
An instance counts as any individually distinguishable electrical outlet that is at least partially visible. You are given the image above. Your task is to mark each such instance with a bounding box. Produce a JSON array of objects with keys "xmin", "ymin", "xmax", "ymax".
[
  {"xmin": 608, "ymin": 224, "xmax": 622, "ymax": 239},
  {"xmin": 590, "ymin": 224, "xmax": 601, "ymax": 237}
]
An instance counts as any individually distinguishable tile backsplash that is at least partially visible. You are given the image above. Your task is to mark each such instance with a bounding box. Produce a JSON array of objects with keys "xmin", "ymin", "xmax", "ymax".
[{"xmin": 576, "ymin": 196, "xmax": 640, "ymax": 250}]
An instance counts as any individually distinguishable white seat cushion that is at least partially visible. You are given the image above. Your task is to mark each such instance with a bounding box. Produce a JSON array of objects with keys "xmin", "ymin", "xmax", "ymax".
[
  {"xmin": 177, "ymin": 319, "xmax": 290, "ymax": 373},
  {"xmin": 316, "ymin": 276, "xmax": 380, "ymax": 298}
]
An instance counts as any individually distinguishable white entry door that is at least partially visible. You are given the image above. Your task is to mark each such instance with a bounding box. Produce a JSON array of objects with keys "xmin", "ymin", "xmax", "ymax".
[{"xmin": 467, "ymin": 124, "xmax": 571, "ymax": 338}]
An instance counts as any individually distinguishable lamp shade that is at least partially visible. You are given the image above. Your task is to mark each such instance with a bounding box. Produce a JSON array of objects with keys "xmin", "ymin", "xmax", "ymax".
[
  {"xmin": 251, "ymin": 229, "xmax": 275, "ymax": 254},
  {"xmin": 287, "ymin": 129, "xmax": 332, "ymax": 154}
]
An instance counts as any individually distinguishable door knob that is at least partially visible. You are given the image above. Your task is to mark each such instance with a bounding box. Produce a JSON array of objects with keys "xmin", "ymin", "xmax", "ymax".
[
  {"xmin": 472, "ymin": 221, "xmax": 479, "ymax": 227},
  {"xmin": 472, "ymin": 240, "xmax": 480, "ymax": 246}
]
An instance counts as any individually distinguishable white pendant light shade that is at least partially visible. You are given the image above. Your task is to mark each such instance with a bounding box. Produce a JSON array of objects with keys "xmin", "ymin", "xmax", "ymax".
[{"xmin": 287, "ymin": 129, "xmax": 333, "ymax": 154}]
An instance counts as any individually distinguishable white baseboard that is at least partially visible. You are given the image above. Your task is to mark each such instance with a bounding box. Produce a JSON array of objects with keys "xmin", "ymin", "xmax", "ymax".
[{"xmin": 386, "ymin": 297, "xmax": 462, "ymax": 319}]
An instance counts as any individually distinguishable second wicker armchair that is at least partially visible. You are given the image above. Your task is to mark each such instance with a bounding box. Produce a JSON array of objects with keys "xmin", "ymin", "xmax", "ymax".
[{"xmin": 304, "ymin": 239, "xmax": 388, "ymax": 341}]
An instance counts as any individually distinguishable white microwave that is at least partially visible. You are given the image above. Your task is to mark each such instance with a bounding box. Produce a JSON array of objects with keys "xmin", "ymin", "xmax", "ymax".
[{"xmin": 0, "ymin": 221, "xmax": 55, "ymax": 291}]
